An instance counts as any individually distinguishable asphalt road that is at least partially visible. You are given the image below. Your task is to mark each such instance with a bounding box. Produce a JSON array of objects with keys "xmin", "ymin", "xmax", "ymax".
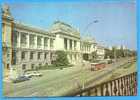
[{"xmin": 3, "ymin": 57, "xmax": 136, "ymax": 97}]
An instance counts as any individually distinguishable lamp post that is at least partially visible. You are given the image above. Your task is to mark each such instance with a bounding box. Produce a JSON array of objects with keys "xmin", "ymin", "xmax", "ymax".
[
  {"xmin": 83, "ymin": 19, "xmax": 99, "ymax": 61},
  {"xmin": 81, "ymin": 20, "xmax": 99, "ymax": 90},
  {"xmin": 84, "ymin": 20, "xmax": 99, "ymax": 34}
]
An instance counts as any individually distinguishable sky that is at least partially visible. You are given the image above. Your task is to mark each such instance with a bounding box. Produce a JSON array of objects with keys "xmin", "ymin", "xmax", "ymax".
[{"xmin": 3, "ymin": 0, "xmax": 137, "ymax": 50}]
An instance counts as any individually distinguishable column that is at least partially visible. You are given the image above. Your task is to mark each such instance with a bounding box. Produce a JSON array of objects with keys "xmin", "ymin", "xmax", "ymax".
[
  {"xmin": 41, "ymin": 37, "xmax": 44, "ymax": 49},
  {"xmin": 72, "ymin": 40, "xmax": 74, "ymax": 50},
  {"xmin": 18, "ymin": 32, "xmax": 21, "ymax": 48},
  {"xmin": 26, "ymin": 34, "xmax": 29, "ymax": 48},
  {"xmin": 50, "ymin": 38, "xmax": 52, "ymax": 50},
  {"xmin": 48, "ymin": 38, "xmax": 50, "ymax": 50},
  {"xmin": 75, "ymin": 41, "xmax": 77, "ymax": 50},
  {"xmin": 34, "ymin": 35, "xmax": 37, "ymax": 49},
  {"xmin": 27, "ymin": 51, "xmax": 30, "ymax": 62}
]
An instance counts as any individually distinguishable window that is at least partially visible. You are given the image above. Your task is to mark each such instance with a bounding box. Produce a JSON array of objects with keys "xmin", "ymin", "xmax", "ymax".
[
  {"xmin": 74, "ymin": 54, "xmax": 77, "ymax": 60},
  {"xmin": 21, "ymin": 51, "xmax": 25, "ymax": 60},
  {"xmin": 70, "ymin": 39, "xmax": 72, "ymax": 50},
  {"xmin": 64, "ymin": 38, "xmax": 67, "ymax": 50},
  {"xmin": 7, "ymin": 64, "xmax": 9, "ymax": 69},
  {"xmin": 7, "ymin": 53, "xmax": 10, "ymax": 58},
  {"xmin": 30, "ymin": 52, "xmax": 34, "ymax": 60},
  {"xmin": 38, "ymin": 52, "xmax": 41, "ymax": 59},
  {"xmin": 44, "ymin": 37, "xmax": 48, "ymax": 47},
  {"xmin": 21, "ymin": 33, "xmax": 27, "ymax": 45},
  {"xmin": 37, "ymin": 36, "xmax": 42, "ymax": 47},
  {"xmin": 13, "ymin": 31, "xmax": 18, "ymax": 45},
  {"xmin": 70, "ymin": 54, "xmax": 72, "ymax": 60},
  {"xmin": 44, "ymin": 53, "xmax": 47, "ymax": 59},
  {"xmin": 29, "ymin": 35, "xmax": 35, "ymax": 46},
  {"xmin": 22, "ymin": 64, "xmax": 26, "ymax": 70},
  {"xmin": 12, "ymin": 50, "xmax": 16, "ymax": 65},
  {"xmin": 50, "ymin": 39, "xmax": 54, "ymax": 48},
  {"xmin": 31, "ymin": 64, "xmax": 34, "ymax": 69},
  {"xmin": 74, "ymin": 40, "xmax": 77, "ymax": 50}
]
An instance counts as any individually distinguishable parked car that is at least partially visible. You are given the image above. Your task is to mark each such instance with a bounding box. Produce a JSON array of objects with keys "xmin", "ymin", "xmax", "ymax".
[
  {"xmin": 11, "ymin": 76, "xmax": 30, "ymax": 83},
  {"xmin": 23, "ymin": 72, "xmax": 33, "ymax": 78},
  {"xmin": 31, "ymin": 71, "xmax": 42, "ymax": 77}
]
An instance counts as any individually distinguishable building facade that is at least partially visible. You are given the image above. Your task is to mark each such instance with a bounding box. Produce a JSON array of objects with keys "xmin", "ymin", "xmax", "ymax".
[
  {"xmin": 2, "ymin": 5, "xmax": 105, "ymax": 75},
  {"xmin": 49, "ymin": 21, "xmax": 82, "ymax": 65},
  {"xmin": 80, "ymin": 37, "xmax": 97, "ymax": 61}
]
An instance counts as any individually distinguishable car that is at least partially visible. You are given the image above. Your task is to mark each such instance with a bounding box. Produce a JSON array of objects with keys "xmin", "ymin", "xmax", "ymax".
[
  {"xmin": 23, "ymin": 72, "xmax": 33, "ymax": 78},
  {"xmin": 11, "ymin": 76, "xmax": 30, "ymax": 83},
  {"xmin": 31, "ymin": 71, "xmax": 42, "ymax": 77}
]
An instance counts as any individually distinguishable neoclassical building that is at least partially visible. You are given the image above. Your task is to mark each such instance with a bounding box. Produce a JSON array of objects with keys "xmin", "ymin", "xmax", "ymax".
[
  {"xmin": 2, "ymin": 5, "xmax": 105, "ymax": 75},
  {"xmin": 49, "ymin": 21, "xmax": 82, "ymax": 65}
]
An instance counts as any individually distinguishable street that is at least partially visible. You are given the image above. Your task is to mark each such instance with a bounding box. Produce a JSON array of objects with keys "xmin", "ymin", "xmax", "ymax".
[{"xmin": 3, "ymin": 57, "xmax": 136, "ymax": 97}]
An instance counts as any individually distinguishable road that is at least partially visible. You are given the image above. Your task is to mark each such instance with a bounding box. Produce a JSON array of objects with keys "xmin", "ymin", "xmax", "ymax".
[{"xmin": 3, "ymin": 57, "xmax": 136, "ymax": 97}]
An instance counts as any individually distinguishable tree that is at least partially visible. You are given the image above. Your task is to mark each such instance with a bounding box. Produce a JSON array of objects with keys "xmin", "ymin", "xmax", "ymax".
[
  {"xmin": 105, "ymin": 49, "xmax": 111, "ymax": 59},
  {"xmin": 119, "ymin": 46, "xmax": 125, "ymax": 57},
  {"xmin": 91, "ymin": 51, "xmax": 97, "ymax": 61},
  {"xmin": 83, "ymin": 54, "xmax": 89, "ymax": 61},
  {"xmin": 54, "ymin": 50, "xmax": 69, "ymax": 67}
]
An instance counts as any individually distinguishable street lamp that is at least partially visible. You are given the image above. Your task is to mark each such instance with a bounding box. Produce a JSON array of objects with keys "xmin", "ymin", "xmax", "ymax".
[
  {"xmin": 81, "ymin": 20, "xmax": 99, "ymax": 90},
  {"xmin": 84, "ymin": 20, "xmax": 99, "ymax": 35}
]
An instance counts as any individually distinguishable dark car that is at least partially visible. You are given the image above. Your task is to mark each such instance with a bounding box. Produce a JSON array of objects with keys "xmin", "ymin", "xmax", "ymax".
[{"xmin": 12, "ymin": 76, "xmax": 30, "ymax": 83}]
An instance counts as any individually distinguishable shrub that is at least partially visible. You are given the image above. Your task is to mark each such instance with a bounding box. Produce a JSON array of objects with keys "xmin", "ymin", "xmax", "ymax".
[{"xmin": 54, "ymin": 50, "xmax": 69, "ymax": 67}]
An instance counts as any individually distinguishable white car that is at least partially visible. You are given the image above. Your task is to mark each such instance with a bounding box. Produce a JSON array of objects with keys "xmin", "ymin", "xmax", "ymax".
[
  {"xmin": 24, "ymin": 72, "xmax": 33, "ymax": 78},
  {"xmin": 31, "ymin": 71, "xmax": 42, "ymax": 77}
]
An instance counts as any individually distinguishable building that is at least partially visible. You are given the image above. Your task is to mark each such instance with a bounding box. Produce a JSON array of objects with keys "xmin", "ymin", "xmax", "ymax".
[
  {"xmin": 80, "ymin": 37, "xmax": 97, "ymax": 61},
  {"xmin": 2, "ymin": 5, "xmax": 105, "ymax": 75},
  {"xmin": 96, "ymin": 45, "xmax": 105, "ymax": 60},
  {"xmin": 49, "ymin": 21, "xmax": 82, "ymax": 65}
]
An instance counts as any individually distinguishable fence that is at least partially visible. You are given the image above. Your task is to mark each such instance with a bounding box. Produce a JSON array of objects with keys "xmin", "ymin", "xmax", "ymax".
[{"xmin": 63, "ymin": 72, "xmax": 137, "ymax": 96}]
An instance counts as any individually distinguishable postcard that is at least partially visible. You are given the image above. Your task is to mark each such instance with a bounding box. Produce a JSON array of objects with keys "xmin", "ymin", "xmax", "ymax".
[{"xmin": 1, "ymin": 0, "xmax": 137, "ymax": 97}]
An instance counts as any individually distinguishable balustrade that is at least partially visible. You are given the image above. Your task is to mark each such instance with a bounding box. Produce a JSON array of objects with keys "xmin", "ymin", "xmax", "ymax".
[{"xmin": 63, "ymin": 72, "xmax": 137, "ymax": 96}]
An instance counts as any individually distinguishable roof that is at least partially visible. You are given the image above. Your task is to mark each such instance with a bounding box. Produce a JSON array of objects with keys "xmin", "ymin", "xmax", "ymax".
[
  {"xmin": 49, "ymin": 21, "xmax": 80, "ymax": 38},
  {"xmin": 81, "ymin": 36, "xmax": 96, "ymax": 43},
  {"xmin": 14, "ymin": 21, "xmax": 55, "ymax": 37}
]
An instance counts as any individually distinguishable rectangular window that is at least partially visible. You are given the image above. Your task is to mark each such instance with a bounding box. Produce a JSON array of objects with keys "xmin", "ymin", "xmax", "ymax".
[
  {"xmin": 64, "ymin": 38, "xmax": 67, "ymax": 50},
  {"xmin": 13, "ymin": 31, "xmax": 18, "ymax": 46},
  {"xmin": 29, "ymin": 35, "xmax": 35, "ymax": 46},
  {"xmin": 30, "ymin": 52, "xmax": 34, "ymax": 60},
  {"xmin": 74, "ymin": 54, "xmax": 77, "ymax": 60},
  {"xmin": 21, "ymin": 33, "xmax": 27, "ymax": 45},
  {"xmin": 31, "ymin": 64, "xmax": 34, "ymax": 69},
  {"xmin": 7, "ymin": 64, "xmax": 9, "ymax": 69},
  {"xmin": 44, "ymin": 37, "xmax": 48, "ymax": 47},
  {"xmin": 21, "ymin": 51, "xmax": 25, "ymax": 60},
  {"xmin": 22, "ymin": 64, "xmax": 26, "ymax": 70},
  {"xmin": 70, "ymin": 54, "xmax": 72, "ymax": 60},
  {"xmin": 38, "ymin": 52, "xmax": 41, "ymax": 59},
  {"xmin": 74, "ymin": 40, "xmax": 77, "ymax": 50},
  {"xmin": 50, "ymin": 39, "xmax": 54, "ymax": 48},
  {"xmin": 70, "ymin": 39, "xmax": 72, "ymax": 50},
  {"xmin": 44, "ymin": 53, "xmax": 47, "ymax": 59},
  {"xmin": 37, "ymin": 36, "xmax": 42, "ymax": 47},
  {"xmin": 12, "ymin": 50, "xmax": 16, "ymax": 65}
]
